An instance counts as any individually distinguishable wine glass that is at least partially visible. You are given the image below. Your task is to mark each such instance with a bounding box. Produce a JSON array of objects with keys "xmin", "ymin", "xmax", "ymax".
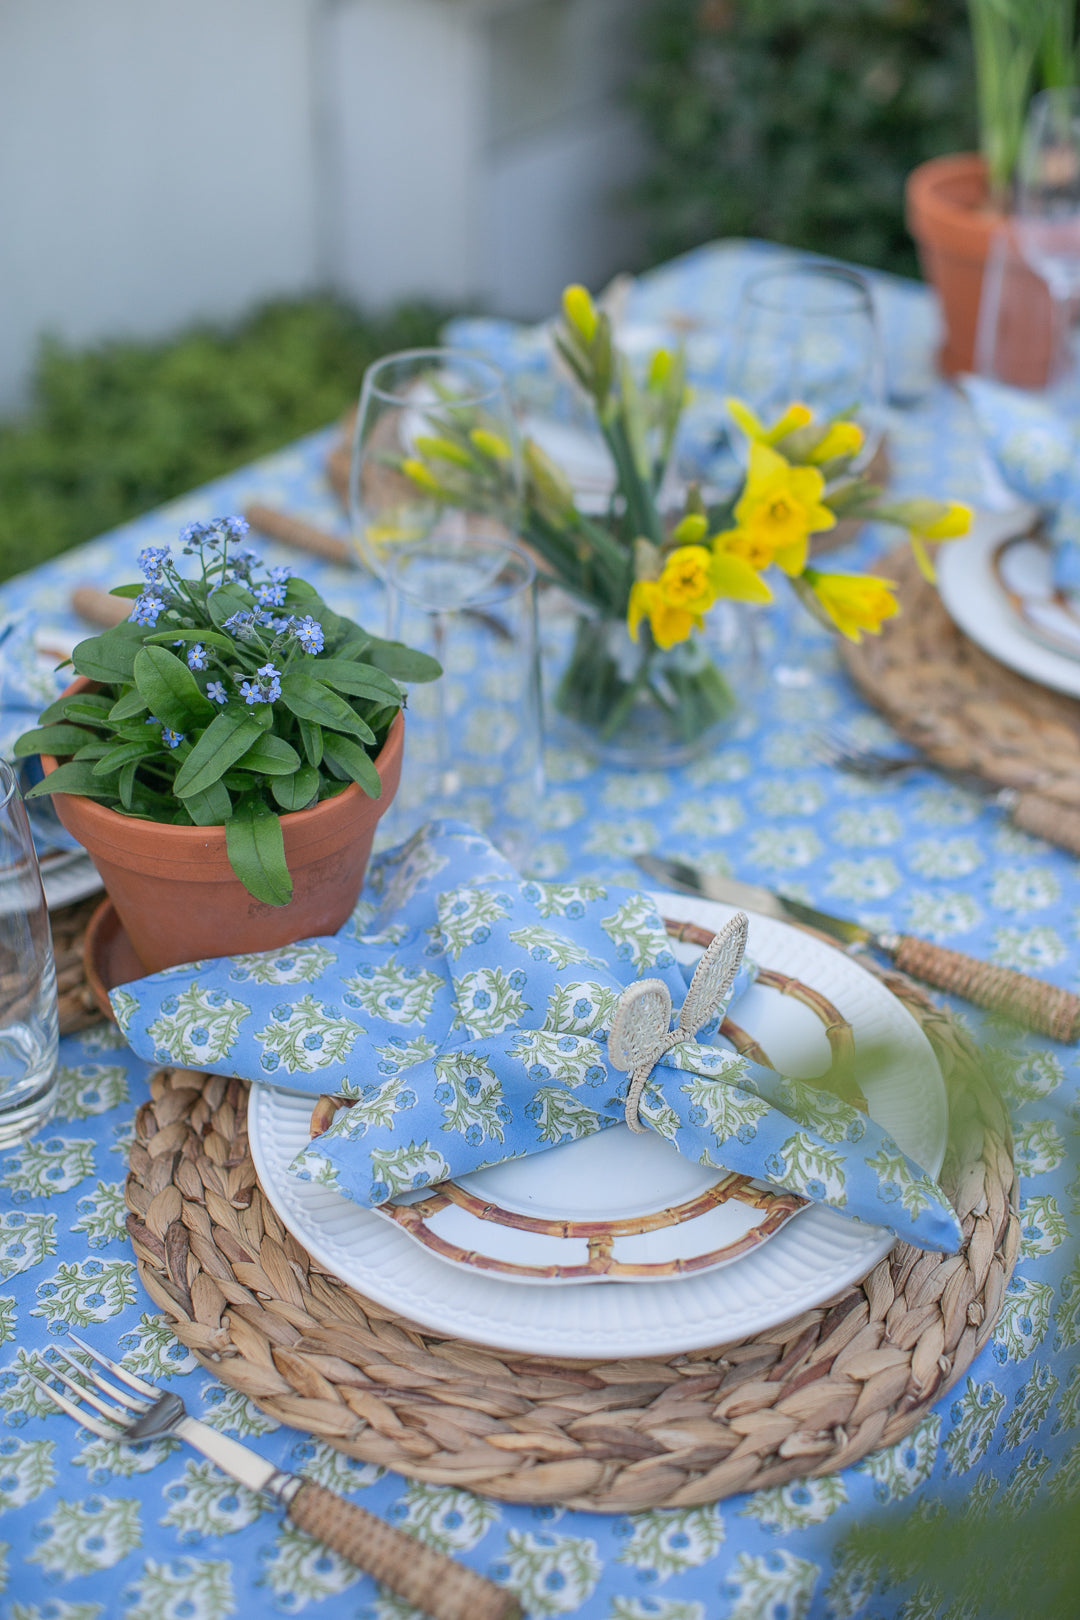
[
  {"xmin": 0, "ymin": 760, "xmax": 58, "ymax": 1146},
  {"xmin": 349, "ymin": 348, "xmax": 523, "ymax": 612},
  {"xmin": 1015, "ymin": 87, "xmax": 1080, "ymax": 388},
  {"xmin": 726, "ymin": 263, "xmax": 886, "ymax": 467}
]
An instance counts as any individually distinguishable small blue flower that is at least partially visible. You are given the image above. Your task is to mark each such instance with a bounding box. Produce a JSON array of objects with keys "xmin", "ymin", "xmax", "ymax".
[
  {"xmin": 464, "ymin": 1076, "xmax": 481, "ymax": 1097},
  {"xmin": 269, "ymin": 564, "xmax": 291, "ymax": 584},
  {"xmin": 396, "ymin": 1089, "xmax": 417, "ymax": 1111},
  {"xmin": 471, "ymin": 990, "xmax": 491, "ymax": 1009},
  {"xmin": 179, "ymin": 520, "xmax": 211, "ymax": 550},
  {"xmin": 186, "ymin": 643, "xmax": 207, "ymax": 671},
  {"xmin": 496, "ymin": 1102, "xmax": 512, "ymax": 1122},
  {"xmin": 465, "ymin": 1123, "xmax": 483, "ymax": 1146},
  {"xmin": 261, "ymin": 1053, "xmax": 280, "ymax": 1072},
  {"xmin": 566, "ymin": 900, "xmax": 584, "ymax": 919},
  {"xmin": 573, "ymin": 998, "xmax": 591, "ymax": 1018},
  {"xmin": 878, "ymin": 1180, "xmax": 900, "ymax": 1204},
  {"xmin": 292, "ymin": 614, "xmax": 325, "ymax": 655},
  {"xmin": 370, "ymin": 1181, "xmax": 390, "ymax": 1204},
  {"xmin": 508, "ymin": 969, "xmax": 526, "ymax": 990},
  {"xmin": 206, "ymin": 680, "xmax": 228, "ymax": 704},
  {"xmin": 434, "ymin": 1083, "xmax": 454, "ymax": 1104},
  {"xmin": 255, "ymin": 581, "xmax": 287, "ymax": 608},
  {"xmin": 131, "ymin": 592, "xmax": 166, "ymax": 627},
  {"xmin": 225, "ymin": 515, "xmax": 250, "ymax": 538},
  {"xmin": 189, "ymin": 1027, "xmax": 208, "ymax": 1045},
  {"xmin": 161, "ymin": 726, "xmax": 184, "ymax": 749},
  {"xmin": 271, "ymin": 615, "xmax": 295, "ymax": 634},
  {"xmin": 805, "ymin": 1178, "xmax": 826, "ymax": 1200},
  {"xmin": 239, "ymin": 662, "xmax": 282, "ymax": 705},
  {"xmin": 138, "ymin": 544, "xmax": 170, "ymax": 581},
  {"xmin": 223, "ymin": 610, "xmax": 254, "ymax": 637}
]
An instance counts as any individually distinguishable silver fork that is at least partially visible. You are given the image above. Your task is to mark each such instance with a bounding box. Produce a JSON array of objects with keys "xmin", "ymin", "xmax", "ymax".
[
  {"xmin": 814, "ymin": 728, "xmax": 1080, "ymax": 856},
  {"xmin": 33, "ymin": 1334, "xmax": 520, "ymax": 1620}
]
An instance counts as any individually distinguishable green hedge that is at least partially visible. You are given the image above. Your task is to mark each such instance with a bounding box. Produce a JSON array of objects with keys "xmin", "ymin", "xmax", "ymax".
[
  {"xmin": 630, "ymin": 0, "xmax": 977, "ymax": 277},
  {"xmin": 0, "ymin": 298, "xmax": 442, "ymax": 586}
]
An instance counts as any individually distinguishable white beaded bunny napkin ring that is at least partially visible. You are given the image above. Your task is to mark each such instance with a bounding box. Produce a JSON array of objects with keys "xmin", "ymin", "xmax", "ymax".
[{"xmin": 607, "ymin": 911, "xmax": 750, "ymax": 1133}]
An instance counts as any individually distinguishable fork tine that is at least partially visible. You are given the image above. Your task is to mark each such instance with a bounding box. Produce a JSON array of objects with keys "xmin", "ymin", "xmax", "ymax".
[
  {"xmin": 42, "ymin": 1359, "xmax": 137, "ymax": 1426},
  {"xmin": 52, "ymin": 1345, "xmax": 147, "ymax": 1413},
  {"xmin": 66, "ymin": 1331, "xmax": 160, "ymax": 1400},
  {"xmin": 29, "ymin": 1372, "xmax": 122, "ymax": 1441}
]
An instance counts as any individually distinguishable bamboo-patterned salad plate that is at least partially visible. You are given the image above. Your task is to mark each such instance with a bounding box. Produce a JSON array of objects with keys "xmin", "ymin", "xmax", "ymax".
[{"xmin": 247, "ymin": 894, "xmax": 947, "ymax": 1357}]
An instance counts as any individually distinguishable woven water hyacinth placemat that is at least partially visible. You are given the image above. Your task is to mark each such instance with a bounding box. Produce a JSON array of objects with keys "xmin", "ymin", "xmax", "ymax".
[
  {"xmin": 120, "ymin": 929, "xmax": 1018, "ymax": 1512},
  {"xmin": 840, "ymin": 542, "xmax": 1080, "ymax": 814}
]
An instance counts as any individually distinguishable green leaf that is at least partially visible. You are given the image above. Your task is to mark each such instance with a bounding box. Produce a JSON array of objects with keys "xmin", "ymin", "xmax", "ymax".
[
  {"xmin": 118, "ymin": 759, "xmax": 138, "ymax": 809},
  {"xmin": 236, "ymin": 733, "xmax": 301, "ymax": 776},
  {"xmin": 109, "ymin": 583, "xmax": 144, "ymax": 599},
  {"xmin": 363, "ymin": 635, "xmax": 442, "ymax": 683},
  {"xmin": 13, "ymin": 724, "xmax": 98, "ymax": 758},
  {"xmin": 205, "ymin": 583, "xmax": 255, "ymax": 630},
  {"xmin": 283, "ymin": 578, "xmax": 321, "ymax": 605},
  {"xmin": 91, "ymin": 741, "xmax": 159, "ymax": 777},
  {"xmin": 133, "ymin": 646, "xmax": 216, "ymax": 730},
  {"xmin": 172, "ymin": 711, "xmax": 263, "ymax": 798},
  {"xmin": 71, "ymin": 741, "xmax": 114, "ymax": 761},
  {"xmin": 143, "ymin": 627, "xmax": 235, "ymax": 653},
  {"xmin": 280, "ymin": 671, "xmax": 375, "ymax": 744},
  {"xmin": 108, "ymin": 687, "xmax": 149, "ymax": 722},
  {"xmin": 24, "ymin": 761, "xmax": 120, "ymax": 802},
  {"xmin": 225, "ymin": 798, "xmax": 293, "ymax": 906},
  {"xmin": 271, "ymin": 765, "xmax": 320, "ymax": 813},
  {"xmin": 298, "ymin": 718, "xmax": 323, "ymax": 768},
  {"xmin": 322, "ymin": 733, "xmax": 381, "ymax": 798},
  {"xmin": 182, "ymin": 778, "xmax": 232, "ymax": 826},
  {"xmin": 71, "ymin": 624, "xmax": 147, "ymax": 685},
  {"xmin": 308, "ymin": 658, "xmax": 403, "ymax": 705},
  {"xmin": 36, "ymin": 691, "xmax": 114, "ymax": 725}
]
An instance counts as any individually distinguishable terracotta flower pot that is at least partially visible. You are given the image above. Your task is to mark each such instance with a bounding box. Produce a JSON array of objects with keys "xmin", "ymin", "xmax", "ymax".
[
  {"xmin": 42, "ymin": 680, "xmax": 404, "ymax": 973},
  {"xmin": 906, "ymin": 152, "xmax": 1057, "ymax": 387}
]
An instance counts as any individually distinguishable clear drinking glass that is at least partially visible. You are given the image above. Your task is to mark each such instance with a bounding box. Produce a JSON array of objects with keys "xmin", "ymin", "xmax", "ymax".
[
  {"xmin": 726, "ymin": 263, "xmax": 886, "ymax": 466},
  {"xmin": 1015, "ymin": 87, "xmax": 1080, "ymax": 385},
  {"xmin": 379, "ymin": 534, "xmax": 543, "ymax": 869},
  {"xmin": 349, "ymin": 348, "xmax": 523, "ymax": 611},
  {"xmin": 0, "ymin": 760, "xmax": 59, "ymax": 1146}
]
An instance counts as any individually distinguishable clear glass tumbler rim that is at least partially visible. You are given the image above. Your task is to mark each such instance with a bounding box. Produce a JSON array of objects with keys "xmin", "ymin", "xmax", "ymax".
[
  {"xmin": 740, "ymin": 261, "xmax": 874, "ymax": 317},
  {"xmin": 362, "ymin": 347, "xmax": 509, "ymax": 410},
  {"xmin": 0, "ymin": 759, "xmax": 15, "ymax": 812}
]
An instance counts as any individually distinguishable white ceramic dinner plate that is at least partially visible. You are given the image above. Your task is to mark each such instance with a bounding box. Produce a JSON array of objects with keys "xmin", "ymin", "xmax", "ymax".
[
  {"xmin": 248, "ymin": 893, "xmax": 948, "ymax": 1358},
  {"xmin": 936, "ymin": 504, "xmax": 1080, "ymax": 698}
]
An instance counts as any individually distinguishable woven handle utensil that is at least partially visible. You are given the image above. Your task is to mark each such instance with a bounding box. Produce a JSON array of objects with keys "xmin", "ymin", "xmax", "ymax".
[
  {"xmin": 888, "ymin": 934, "xmax": 1080, "ymax": 1041},
  {"xmin": 1009, "ymin": 791, "xmax": 1080, "ymax": 857},
  {"xmin": 287, "ymin": 1482, "xmax": 521, "ymax": 1620}
]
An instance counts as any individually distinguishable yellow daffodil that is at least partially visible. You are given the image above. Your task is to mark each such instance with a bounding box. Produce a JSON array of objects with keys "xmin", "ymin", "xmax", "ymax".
[
  {"xmin": 805, "ymin": 419, "xmax": 864, "ymax": 463},
  {"xmin": 469, "ymin": 428, "xmax": 513, "ymax": 461},
  {"xmin": 628, "ymin": 580, "xmax": 700, "ymax": 649},
  {"xmin": 412, "ymin": 434, "xmax": 474, "ymax": 469},
  {"xmin": 727, "ymin": 396, "xmax": 813, "ymax": 446},
  {"xmin": 871, "ymin": 497, "xmax": 973, "ymax": 581},
  {"xmin": 802, "ymin": 568, "xmax": 899, "ymax": 642},
  {"xmin": 716, "ymin": 441, "xmax": 836, "ymax": 575},
  {"xmin": 657, "ymin": 545, "xmax": 717, "ymax": 615},
  {"xmin": 562, "ymin": 283, "xmax": 598, "ymax": 344}
]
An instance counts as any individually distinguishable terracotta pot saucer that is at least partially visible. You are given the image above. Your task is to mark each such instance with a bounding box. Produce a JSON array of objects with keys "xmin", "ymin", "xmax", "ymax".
[{"xmin": 83, "ymin": 898, "xmax": 144, "ymax": 1021}]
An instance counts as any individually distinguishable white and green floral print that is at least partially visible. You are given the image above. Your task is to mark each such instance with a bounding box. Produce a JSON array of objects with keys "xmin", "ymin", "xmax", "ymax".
[
  {"xmin": 722, "ymin": 1549, "xmax": 820, "ymax": 1620},
  {"xmin": 54, "ymin": 1063, "xmax": 130, "ymax": 1120},
  {"xmin": 493, "ymin": 1530, "xmax": 602, "ymax": 1617},
  {"xmin": 123, "ymin": 1556, "xmax": 234, "ymax": 1620},
  {"xmin": 227, "ymin": 941, "xmax": 337, "ymax": 984},
  {"xmin": 31, "ymin": 1258, "xmax": 137, "ymax": 1327},
  {"xmin": 452, "ymin": 966, "xmax": 531, "ymax": 1037},
  {"xmin": 146, "ymin": 983, "xmax": 249, "ymax": 1065},
  {"xmin": 28, "ymin": 1494, "xmax": 141, "ymax": 1577},
  {"xmin": 741, "ymin": 1475, "xmax": 847, "ymax": 1533},
  {"xmin": 615, "ymin": 1507, "xmax": 725, "ymax": 1580},
  {"xmin": 254, "ymin": 995, "xmax": 363, "ymax": 1075},
  {"xmin": 599, "ymin": 894, "xmax": 677, "ymax": 971},
  {"xmin": 367, "ymin": 1140, "xmax": 452, "ymax": 1200},
  {"xmin": 344, "ymin": 956, "xmax": 444, "ymax": 1026}
]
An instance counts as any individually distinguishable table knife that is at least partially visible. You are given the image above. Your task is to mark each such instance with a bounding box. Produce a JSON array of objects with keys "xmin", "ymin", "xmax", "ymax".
[{"xmin": 637, "ymin": 853, "xmax": 1080, "ymax": 1042}]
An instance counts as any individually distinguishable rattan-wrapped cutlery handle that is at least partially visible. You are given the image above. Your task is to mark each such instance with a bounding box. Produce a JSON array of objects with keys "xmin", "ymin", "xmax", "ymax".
[
  {"xmin": 890, "ymin": 935, "xmax": 1080, "ymax": 1041},
  {"xmin": 71, "ymin": 585, "xmax": 131, "ymax": 627},
  {"xmin": 287, "ymin": 1481, "xmax": 521, "ymax": 1620},
  {"xmin": 1009, "ymin": 791, "xmax": 1080, "ymax": 856},
  {"xmin": 245, "ymin": 504, "xmax": 353, "ymax": 565}
]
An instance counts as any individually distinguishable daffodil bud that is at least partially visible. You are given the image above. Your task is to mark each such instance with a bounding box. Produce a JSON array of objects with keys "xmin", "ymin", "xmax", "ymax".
[
  {"xmin": 670, "ymin": 513, "xmax": 709, "ymax": 546},
  {"xmin": 561, "ymin": 283, "xmax": 598, "ymax": 344},
  {"xmin": 469, "ymin": 428, "xmax": 513, "ymax": 462},
  {"xmin": 524, "ymin": 439, "xmax": 575, "ymax": 519},
  {"xmin": 401, "ymin": 457, "xmax": 443, "ymax": 495},
  {"xmin": 413, "ymin": 434, "xmax": 474, "ymax": 469},
  {"xmin": 648, "ymin": 348, "xmax": 673, "ymax": 390}
]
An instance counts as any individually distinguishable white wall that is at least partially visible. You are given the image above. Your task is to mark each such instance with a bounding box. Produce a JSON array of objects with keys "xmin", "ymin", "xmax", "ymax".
[
  {"xmin": 0, "ymin": 0, "xmax": 650, "ymax": 411},
  {"xmin": 0, "ymin": 0, "xmax": 322, "ymax": 410}
]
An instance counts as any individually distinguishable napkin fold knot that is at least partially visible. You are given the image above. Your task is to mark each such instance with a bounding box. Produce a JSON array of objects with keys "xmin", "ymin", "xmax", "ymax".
[{"xmin": 609, "ymin": 912, "xmax": 749, "ymax": 1132}]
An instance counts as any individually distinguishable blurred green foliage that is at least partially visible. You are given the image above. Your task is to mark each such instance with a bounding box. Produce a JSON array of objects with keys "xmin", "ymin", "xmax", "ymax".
[
  {"xmin": 631, "ymin": 0, "xmax": 978, "ymax": 276},
  {"xmin": 0, "ymin": 298, "xmax": 442, "ymax": 586}
]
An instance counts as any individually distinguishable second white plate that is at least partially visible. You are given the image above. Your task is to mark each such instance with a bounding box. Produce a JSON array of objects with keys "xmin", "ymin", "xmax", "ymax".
[{"xmin": 248, "ymin": 893, "xmax": 948, "ymax": 1357}]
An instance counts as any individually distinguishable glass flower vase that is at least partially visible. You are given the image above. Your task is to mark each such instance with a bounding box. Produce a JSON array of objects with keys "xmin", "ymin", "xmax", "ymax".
[{"xmin": 553, "ymin": 606, "xmax": 745, "ymax": 769}]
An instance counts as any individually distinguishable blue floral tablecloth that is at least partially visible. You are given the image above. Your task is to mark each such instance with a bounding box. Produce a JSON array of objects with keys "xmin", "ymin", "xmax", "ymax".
[{"xmin": 0, "ymin": 240, "xmax": 1076, "ymax": 1620}]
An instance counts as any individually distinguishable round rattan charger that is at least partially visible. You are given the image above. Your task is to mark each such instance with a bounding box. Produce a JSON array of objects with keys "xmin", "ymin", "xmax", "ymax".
[{"xmin": 109, "ymin": 915, "xmax": 1016, "ymax": 1513}]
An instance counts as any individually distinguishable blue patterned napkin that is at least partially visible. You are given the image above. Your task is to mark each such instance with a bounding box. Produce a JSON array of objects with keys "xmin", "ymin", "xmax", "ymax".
[
  {"xmin": 961, "ymin": 375, "xmax": 1080, "ymax": 591},
  {"xmin": 112, "ymin": 821, "xmax": 961, "ymax": 1252}
]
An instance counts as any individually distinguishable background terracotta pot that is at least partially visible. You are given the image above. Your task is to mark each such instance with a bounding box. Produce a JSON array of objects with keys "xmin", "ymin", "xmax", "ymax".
[
  {"xmin": 906, "ymin": 152, "xmax": 1057, "ymax": 387},
  {"xmin": 42, "ymin": 681, "xmax": 404, "ymax": 973}
]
